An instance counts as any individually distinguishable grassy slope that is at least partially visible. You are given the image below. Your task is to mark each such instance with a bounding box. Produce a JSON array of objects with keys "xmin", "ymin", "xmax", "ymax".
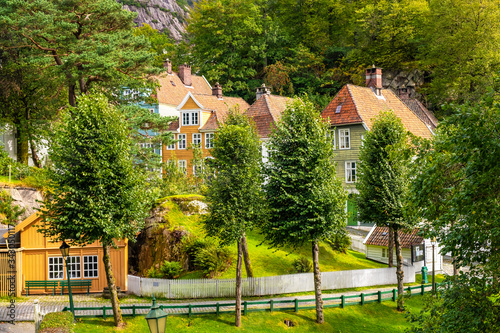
[
  {"xmin": 162, "ymin": 195, "xmax": 386, "ymax": 280},
  {"xmin": 74, "ymin": 295, "xmax": 424, "ymax": 332}
]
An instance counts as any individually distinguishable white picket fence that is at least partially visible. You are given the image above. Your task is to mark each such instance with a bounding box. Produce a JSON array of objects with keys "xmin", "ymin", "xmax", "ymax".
[{"xmin": 128, "ymin": 266, "xmax": 415, "ymax": 299}]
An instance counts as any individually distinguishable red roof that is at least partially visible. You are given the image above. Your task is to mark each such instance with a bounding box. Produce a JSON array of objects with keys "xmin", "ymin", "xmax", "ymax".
[
  {"xmin": 365, "ymin": 226, "xmax": 423, "ymax": 249},
  {"xmin": 246, "ymin": 94, "xmax": 293, "ymax": 138}
]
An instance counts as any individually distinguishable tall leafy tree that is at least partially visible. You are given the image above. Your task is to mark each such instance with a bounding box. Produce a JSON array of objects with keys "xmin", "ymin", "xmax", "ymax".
[
  {"xmin": 261, "ymin": 99, "xmax": 347, "ymax": 324},
  {"xmin": 39, "ymin": 93, "xmax": 149, "ymax": 327},
  {"xmin": 356, "ymin": 111, "xmax": 413, "ymax": 311},
  {"xmin": 409, "ymin": 93, "xmax": 500, "ymax": 331},
  {"xmin": 203, "ymin": 110, "xmax": 265, "ymax": 327}
]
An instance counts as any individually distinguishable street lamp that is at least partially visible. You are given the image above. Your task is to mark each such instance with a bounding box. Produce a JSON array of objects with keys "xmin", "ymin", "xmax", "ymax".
[
  {"xmin": 431, "ymin": 237, "xmax": 436, "ymax": 295},
  {"xmin": 59, "ymin": 241, "xmax": 75, "ymax": 315},
  {"xmin": 145, "ymin": 295, "xmax": 167, "ymax": 333}
]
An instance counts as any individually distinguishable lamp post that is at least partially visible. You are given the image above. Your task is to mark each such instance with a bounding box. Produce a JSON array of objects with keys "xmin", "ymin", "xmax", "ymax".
[
  {"xmin": 60, "ymin": 241, "xmax": 74, "ymax": 315},
  {"xmin": 431, "ymin": 237, "xmax": 436, "ymax": 295},
  {"xmin": 145, "ymin": 295, "xmax": 167, "ymax": 333}
]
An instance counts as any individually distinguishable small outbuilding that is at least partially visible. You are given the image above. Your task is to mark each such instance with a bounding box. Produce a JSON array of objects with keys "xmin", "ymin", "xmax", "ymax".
[{"xmin": 363, "ymin": 226, "xmax": 443, "ymax": 272}]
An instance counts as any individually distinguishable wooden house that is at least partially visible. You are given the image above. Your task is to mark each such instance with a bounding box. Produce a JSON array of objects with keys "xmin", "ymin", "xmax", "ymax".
[
  {"xmin": 3, "ymin": 212, "xmax": 128, "ymax": 295},
  {"xmin": 363, "ymin": 226, "xmax": 443, "ymax": 272}
]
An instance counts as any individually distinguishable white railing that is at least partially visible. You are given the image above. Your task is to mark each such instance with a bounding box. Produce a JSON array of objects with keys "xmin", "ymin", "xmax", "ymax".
[{"xmin": 128, "ymin": 266, "xmax": 415, "ymax": 298}]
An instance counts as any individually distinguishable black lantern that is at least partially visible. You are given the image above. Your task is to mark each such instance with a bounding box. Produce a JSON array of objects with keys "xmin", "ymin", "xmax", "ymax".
[
  {"xmin": 60, "ymin": 241, "xmax": 70, "ymax": 259},
  {"xmin": 59, "ymin": 241, "xmax": 74, "ymax": 314},
  {"xmin": 145, "ymin": 295, "xmax": 167, "ymax": 333}
]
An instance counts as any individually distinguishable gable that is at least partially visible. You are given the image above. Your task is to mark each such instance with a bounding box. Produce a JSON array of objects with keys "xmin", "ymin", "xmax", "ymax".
[
  {"xmin": 181, "ymin": 97, "xmax": 201, "ymax": 110},
  {"xmin": 321, "ymin": 86, "xmax": 363, "ymax": 126}
]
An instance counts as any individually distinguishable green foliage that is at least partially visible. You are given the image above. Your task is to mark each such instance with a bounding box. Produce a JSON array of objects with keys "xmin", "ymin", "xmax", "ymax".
[
  {"xmin": 0, "ymin": 190, "xmax": 24, "ymax": 226},
  {"xmin": 133, "ymin": 24, "xmax": 175, "ymax": 68},
  {"xmin": 326, "ymin": 229, "xmax": 351, "ymax": 254},
  {"xmin": 261, "ymin": 98, "xmax": 347, "ymax": 248},
  {"xmin": 39, "ymin": 92, "xmax": 149, "ymax": 248},
  {"xmin": 293, "ymin": 257, "xmax": 312, "ymax": 273},
  {"xmin": 40, "ymin": 311, "xmax": 74, "ymax": 333},
  {"xmin": 184, "ymin": 236, "xmax": 232, "ymax": 278},
  {"xmin": 146, "ymin": 260, "xmax": 183, "ymax": 279}
]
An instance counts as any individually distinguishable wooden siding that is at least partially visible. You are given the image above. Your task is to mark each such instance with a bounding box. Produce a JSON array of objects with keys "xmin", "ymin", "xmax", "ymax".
[
  {"xmin": 366, "ymin": 245, "xmax": 412, "ymax": 266},
  {"xmin": 181, "ymin": 98, "xmax": 200, "ymax": 110},
  {"xmin": 0, "ymin": 250, "xmax": 22, "ymax": 297}
]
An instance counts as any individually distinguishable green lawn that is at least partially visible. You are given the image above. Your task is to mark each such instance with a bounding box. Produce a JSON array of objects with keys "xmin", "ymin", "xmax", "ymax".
[{"xmin": 74, "ymin": 296, "xmax": 424, "ymax": 332}]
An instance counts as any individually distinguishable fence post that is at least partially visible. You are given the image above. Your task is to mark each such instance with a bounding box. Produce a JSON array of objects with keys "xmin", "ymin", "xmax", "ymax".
[
  {"xmin": 360, "ymin": 293, "xmax": 365, "ymax": 306},
  {"xmin": 377, "ymin": 290, "xmax": 382, "ymax": 303},
  {"xmin": 243, "ymin": 301, "xmax": 247, "ymax": 316},
  {"xmin": 294, "ymin": 299, "xmax": 298, "ymax": 313},
  {"xmin": 341, "ymin": 295, "xmax": 345, "ymax": 308},
  {"xmin": 407, "ymin": 286, "xmax": 411, "ymax": 296},
  {"xmin": 188, "ymin": 304, "xmax": 192, "ymax": 317},
  {"xmin": 270, "ymin": 299, "xmax": 273, "ymax": 312},
  {"xmin": 132, "ymin": 304, "xmax": 136, "ymax": 317},
  {"xmin": 392, "ymin": 289, "xmax": 397, "ymax": 302},
  {"xmin": 103, "ymin": 306, "xmax": 106, "ymax": 319},
  {"xmin": 34, "ymin": 299, "xmax": 41, "ymax": 333},
  {"xmin": 421, "ymin": 284, "xmax": 425, "ymax": 295}
]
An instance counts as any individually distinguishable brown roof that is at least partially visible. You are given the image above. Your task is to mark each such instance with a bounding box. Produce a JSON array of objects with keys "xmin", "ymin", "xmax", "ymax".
[
  {"xmin": 365, "ymin": 226, "xmax": 423, "ymax": 249},
  {"xmin": 155, "ymin": 73, "xmax": 212, "ymax": 106},
  {"xmin": 246, "ymin": 94, "xmax": 293, "ymax": 138},
  {"xmin": 192, "ymin": 94, "xmax": 250, "ymax": 131},
  {"xmin": 321, "ymin": 85, "xmax": 433, "ymax": 139},
  {"xmin": 400, "ymin": 97, "xmax": 439, "ymax": 130}
]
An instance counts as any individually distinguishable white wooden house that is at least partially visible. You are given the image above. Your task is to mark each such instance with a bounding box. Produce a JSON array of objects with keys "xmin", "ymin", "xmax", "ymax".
[{"xmin": 363, "ymin": 226, "xmax": 443, "ymax": 272}]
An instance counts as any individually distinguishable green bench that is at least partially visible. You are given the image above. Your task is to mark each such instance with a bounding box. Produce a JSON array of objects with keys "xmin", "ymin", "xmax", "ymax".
[
  {"xmin": 25, "ymin": 280, "xmax": 59, "ymax": 296},
  {"xmin": 60, "ymin": 280, "xmax": 92, "ymax": 295}
]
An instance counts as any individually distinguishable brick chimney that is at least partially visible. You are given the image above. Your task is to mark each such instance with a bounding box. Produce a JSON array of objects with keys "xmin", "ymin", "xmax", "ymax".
[
  {"xmin": 398, "ymin": 87, "xmax": 410, "ymax": 99},
  {"xmin": 366, "ymin": 65, "xmax": 382, "ymax": 95},
  {"xmin": 212, "ymin": 82, "xmax": 222, "ymax": 98},
  {"xmin": 163, "ymin": 59, "xmax": 172, "ymax": 74},
  {"xmin": 256, "ymin": 83, "xmax": 271, "ymax": 101},
  {"xmin": 178, "ymin": 63, "xmax": 192, "ymax": 86}
]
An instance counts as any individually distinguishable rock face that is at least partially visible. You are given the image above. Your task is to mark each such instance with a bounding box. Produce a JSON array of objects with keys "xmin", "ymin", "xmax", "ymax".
[
  {"xmin": 119, "ymin": 0, "xmax": 189, "ymax": 40},
  {"xmin": 0, "ymin": 187, "xmax": 44, "ymax": 228}
]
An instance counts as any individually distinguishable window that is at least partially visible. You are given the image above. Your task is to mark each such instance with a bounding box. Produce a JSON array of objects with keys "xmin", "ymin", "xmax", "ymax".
[
  {"xmin": 205, "ymin": 133, "xmax": 214, "ymax": 149},
  {"xmin": 83, "ymin": 255, "xmax": 99, "ymax": 278},
  {"xmin": 382, "ymin": 248, "xmax": 387, "ymax": 258},
  {"xmin": 345, "ymin": 161, "xmax": 357, "ymax": 183},
  {"xmin": 330, "ymin": 130, "xmax": 336, "ymax": 149},
  {"xmin": 361, "ymin": 134, "xmax": 365, "ymax": 147},
  {"xmin": 149, "ymin": 109, "xmax": 155, "ymax": 114},
  {"xmin": 339, "ymin": 128, "xmax": 350, "ymax": 149},
  {"xmin": 48, "ymin": 257, "xmax": 64, "ymax": 279},
  {"xmin": 178, "ymin": 160, "xmax": 187, "ymax": 174},
  {"xmin": 178, "ymin": 134, "xmax": 186, "ymax": 149},
  {"xmin": 139, "ymin": 143, "xmax": 153, "ymax": 149},
  {"xmin": 193, "ymin": 163, "xmax": 202, "ymax": 176},
  {"xmin": 67, "ymin": 256, "xmax": 81, "ymax": 279},
  {"xmin": 335, "ymin": 105, "xmax": 342, "ymax": 113},
  {"xmin": 182, "ymin": 112, "xmax": 199, "ymax": 126},
  {"xmin": 192, "ymin": 133, "xmax": 202, "ymax": 146},
  {"xmin": 166, "ymin": 141, "xmax": 175, "ymax": 150}
]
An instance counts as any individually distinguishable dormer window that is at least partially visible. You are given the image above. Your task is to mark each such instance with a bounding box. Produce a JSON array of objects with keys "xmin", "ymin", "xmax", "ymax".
[
  {"xmin": 182, "ymin": 112, "xmax": 199, "ymax": 126},
  {"xmin": 335, "ymin": 105, "xmax": 342, "ymax": 113}
]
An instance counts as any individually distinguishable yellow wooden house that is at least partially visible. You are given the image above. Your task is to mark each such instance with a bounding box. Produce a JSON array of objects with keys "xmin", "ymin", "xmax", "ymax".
[{"xmin": 5, "ymin": 212, "xmax": 128, "ymax": 295}]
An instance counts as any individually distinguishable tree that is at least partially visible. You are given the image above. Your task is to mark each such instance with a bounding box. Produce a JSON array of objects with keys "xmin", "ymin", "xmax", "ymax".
[
  {"xmin": 39, "ymin": 93, "xmax": 149, "ymax": 327},
  {"xmin": 261, "ymin": 99, "xmax": 347, "ymax": 324},
  {"xmin": 356, "ymin": 111, "xmax": 413, "ymax": 311},
  {"xmin": 0, "ymin": 190, "xmax": 24, "ymax": 226},
  {"xmin": 0, "ymin": 0, "xmax": 156, "ymax": 107},
  {"xmin": 408, "ymin": 92, "xmax": 500, "ymax": 331},
  {"xmin": 203, "ymin": 110, "xmax": 265, "ymax": 327}
]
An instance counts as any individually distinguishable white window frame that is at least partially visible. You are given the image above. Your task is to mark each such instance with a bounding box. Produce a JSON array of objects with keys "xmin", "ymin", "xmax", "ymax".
[
  {"xmin": 83, "ymin": 255, "xmax": 99, "ymax": 278},
  {"xmin": 166, "ymin": 142, "xmax": 176, "ymax": 150},
  {"xmin": 192, "ymin": 133, "xmax": 202, "ymax": 147},
  {"xmin": 205, "ymin": 133, "xmax": 214, "ymax": 149},
  {"xmin": 177, "ymin": 134, "xmax": 187, "ymax": 150},
  {"xmin": 178, "ymin": 160, "xmax": 187, "ymax": 174},
  {"xmin": 48, "ymin": 257, "xmax": 64, "ymax": 280},
  {"xmin": 361, "ymin": 134, "xmax": 365, "ymax": 147},
  {"xmin": 67, "ymin": 256, "xmax": 81, "ymax": 279},
  {"xmin": 331, "ymin": 130, "xmax": 336, "ymax": 149},
  {"xmin": 345, "ymin": 161, "xmax": 357, "ymax": 183},
  {"xmin": 182, "ymin": 112, "xmax": 199, "ymax": 126},
  {"xmin": 339, "ymin": 128, "xmax": 350, "ymax": 149}
]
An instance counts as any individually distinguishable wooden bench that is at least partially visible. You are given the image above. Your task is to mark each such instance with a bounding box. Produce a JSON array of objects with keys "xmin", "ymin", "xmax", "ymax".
[
  {"xmin": 60, "ymin": 280, "xmax": 92, "ymax": 295},
  {"xmin": 25, "ymin": 280, "xmax": 59, "ymax": 296}
]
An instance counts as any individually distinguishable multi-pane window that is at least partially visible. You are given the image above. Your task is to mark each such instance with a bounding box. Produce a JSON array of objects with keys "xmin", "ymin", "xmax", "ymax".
[
  {"xmin": 345, "ymin": 161, "xmax": 357, "ymax": 183},
  {"xmin": 193, "ymin": 163, "xmax": 202, "ymax": 176},
  {"xmin": 178, "ymin": 160, "xmax": 187, "ymax": 174},
  {"xmin": 339, "ymin": 129, "xmax": 350, "ymax": 149},
  {"xmin": 182, "ymin": 112, "xmax": 199, "ymax": 126},
  {"xmin": 48, "ymin": 257, "xmax": 64, "ymax": 279},
  {"xmin": 205, "ymin": 133, "xmax": 214, "ymax": 149},
  {"xmin": 192, "ymin": 133, "xmax": 202, "ymax": 146},
  {"xmin": 382, "ymin": 248, "xmax": 387, "ymax": 258},
  {"xmin": 166, "ymin": 142, "xmax": 175, "ymax": 150},
  {"xmin": 178, "ymin": 134, "xmax": 187, "ymax": 149},
  {"xmin": 67, "ymin": 256, "xmax": 81, "ymax": 279},
  {"xmin": 83, "ymin": 255, "xmax": 99, "ymax": 278}
]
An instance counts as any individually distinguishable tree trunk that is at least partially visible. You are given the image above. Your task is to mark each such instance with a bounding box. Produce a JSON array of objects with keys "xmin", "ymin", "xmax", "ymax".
[
  {"xmin": 241, "ymin": 233, "xmax": 254, "ymax": 278},
  {"xmin": 68, "ymin": 83, "xmax": 76, "ymax": 107},
  {"xmin": 388, "ymin": 227, "xmax": 394, "ymax": 267},
  {"xmin": 102, "ymin": 244, "xmax": 125, "ymax": 328},
  {"xmin": 394, "ymin": 228, "xmax": 404, "ymax": 311},
  {"xmin": 16, "ymin": 124, "xmax": 29, "ymax": 165},
  {"xmin": 28, "ymin": 131, "xmax": 41, "ymax": 168},
  {"xmin": 235, "ymin": 238, "xmax": 243, "ymax": 327},
  {"xmin": 312, "ymin": 240, "xmax": 324, "ymax": 324}
]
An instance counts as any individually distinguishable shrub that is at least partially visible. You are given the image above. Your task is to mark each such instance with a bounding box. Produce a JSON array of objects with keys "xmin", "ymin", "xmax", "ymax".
[
  {"xmin": 184, "ymin": 237, "xmax": 231, "ymax": 278},
  {"xmin": 40, "ymin": 311, "xmax": 74, "ymax": 333},
  {"xmin": 159, "ymin": 260, "xmax": 182, "ymax": 279},
  {"xmin": 145, "ymin": 266, "xmax": 163, "ymax": 278},
  {"xmin": 327, "ymin": 229, "xmax": 351, "ymax": 253},
  {"xmin": 293, "ymin": 257, "xmax": 312, "ymax": 273}
]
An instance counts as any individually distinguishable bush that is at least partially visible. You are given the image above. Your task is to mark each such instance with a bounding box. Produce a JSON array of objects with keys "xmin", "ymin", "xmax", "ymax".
[
  {"xmin": 159, "ymin": 260, "xmax": 182, "ymax": 279},
  {"xmin": 40, "ymin": 311, "xmax": 74, "ymax": 333},
  {"xmin": 327, "ymin": 229, "xmax": 351, "ymax": 253},
  {"xmin": 145, "ymin": 266, "xmax": 163, "ymax": 278},
  {"xmin": 184, "ymin": 237, "xmax": 231, "ymax": 278},
  {"xmin": 293, "ymin": 257, "xmax": 312, "ymax": 273}
]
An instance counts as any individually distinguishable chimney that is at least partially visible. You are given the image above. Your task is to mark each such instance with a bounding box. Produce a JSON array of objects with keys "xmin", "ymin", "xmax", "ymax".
[
  {"xmin": 163, "ymin": 59, "xmax": 172, "ymax": 74},
  {"xmin": 256, "ymin": 83, "xmax": 271, "ymax": 101},
  {"xmin": 366, "ymin": 65, "xmax": 383, "ymax": 95},
  {"xmin": 178, "ymin": 63, "xmax": 192, "ymax": 86},
  {"xmin": 212, "ymin": 82, "xmax": 222, "ymax": 99},
  {"xmin": 398, "ymin": 87, "xmax": 410, "ymax": 99}
]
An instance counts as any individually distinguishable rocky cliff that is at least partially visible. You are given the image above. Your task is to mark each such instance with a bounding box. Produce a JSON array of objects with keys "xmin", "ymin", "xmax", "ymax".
[{"xmin": 118, "ymin": 0, "xmax": 190, "ymax": 40}]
